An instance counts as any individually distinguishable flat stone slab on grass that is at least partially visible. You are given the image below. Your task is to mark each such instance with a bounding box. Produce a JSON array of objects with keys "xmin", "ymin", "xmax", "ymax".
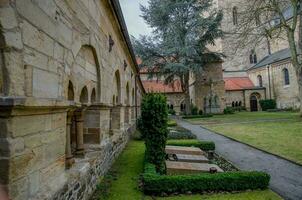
[
  {"xmin": 165, "ymin": 145, "xmax": 204, "ymax": 155},
  {"xmin": 175, "ymin": 154, "xmax": 209, "ymax": 163},
  {"xmin": 166, "ymin": 161, "xmax": 223, "ymax": 175}
]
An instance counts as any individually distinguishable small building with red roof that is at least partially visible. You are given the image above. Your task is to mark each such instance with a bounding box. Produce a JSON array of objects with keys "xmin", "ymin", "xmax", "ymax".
[{"xmin": 224, "ymin": 77, "xmax": 266, "ymax": 111}]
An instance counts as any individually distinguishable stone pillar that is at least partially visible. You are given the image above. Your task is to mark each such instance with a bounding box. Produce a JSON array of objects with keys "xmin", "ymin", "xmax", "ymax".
[
  {"xmin": 75, "ymin": 109, "xmax": 84, "ymax": 156},
  {"xmin": 66, "ymin": 112, "xmax": 75, "ymax": 168}
]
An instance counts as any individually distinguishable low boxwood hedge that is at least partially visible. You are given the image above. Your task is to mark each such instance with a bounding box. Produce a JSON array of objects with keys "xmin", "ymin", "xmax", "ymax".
[
  {"xmin": 167, "ymin": 131, "xmax": 197, "ymax": 140},
  {"xmin": 143, "ymin": 163, "xmax": 270, "ymax": 195},
  {"xmin": 183, "ymin": 114, "xmax": 213, "ymax": 119},
  {"xmin": 166, "ymin": 139, "xmax": 215, "ymax": 151}
]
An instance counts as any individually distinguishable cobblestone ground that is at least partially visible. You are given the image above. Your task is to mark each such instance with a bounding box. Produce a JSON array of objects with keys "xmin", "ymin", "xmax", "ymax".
[{"xmin": 176, "ymin": 119, "xmax": 302, "ymax": 200}]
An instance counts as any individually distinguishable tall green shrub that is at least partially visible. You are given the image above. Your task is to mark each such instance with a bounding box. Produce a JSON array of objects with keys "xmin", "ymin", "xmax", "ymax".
[
  {"xmin": 259, "ymin": 99, "xmax": 277, "ymax": 111},
  {"xmin": 141, "ymin": 94, "xmax": 168, "ymax": 173}
]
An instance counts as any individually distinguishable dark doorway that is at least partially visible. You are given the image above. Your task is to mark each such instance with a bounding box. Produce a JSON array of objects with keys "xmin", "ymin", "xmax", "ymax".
[{"xmin": 250, "ymin": 95, "xmax": 258, "ymax": 112}]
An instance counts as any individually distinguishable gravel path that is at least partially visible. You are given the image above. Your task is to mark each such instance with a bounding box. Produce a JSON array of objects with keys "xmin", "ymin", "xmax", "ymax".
[{"xmin": 176, "ymin": 119, "xmax": 302, "ymax": 200}]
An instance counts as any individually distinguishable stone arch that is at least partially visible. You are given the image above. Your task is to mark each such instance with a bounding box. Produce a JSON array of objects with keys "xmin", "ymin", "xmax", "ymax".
[
  {"xmin": 114, "ymin": 70, "xmax": 121, "ymax": 104},
  {"xmin": 283, "ymin": 68, "xmax": 290, "ymax": 85},
  {"xmin": 125, "ymin": 82, "xmax": 130, "ymax": 105},
  {"xmin": 250, "ymin": 92, "xmax": 261, "ymax": 112},
  {"xmin": 67, "ymin": 81, "xmax": 75, "ymax": 101},
  {"xmin": 91, "ymin": 88, "xmax": 96, "ymax": 103},
  {"xmin": 80, "ymin": 86, "xmax": 88, "ymax": 103},
  {"xmin": 257, "ymin": 75, "xmax": 263, "ymax": 87},
  {"xmin": 73, "ymin": 45, "xmax": 101, "ymax": 103}
]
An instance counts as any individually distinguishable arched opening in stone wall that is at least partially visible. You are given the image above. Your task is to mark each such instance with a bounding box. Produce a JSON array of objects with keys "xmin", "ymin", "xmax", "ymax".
[
  {"xmin": 114, "ymin": 70, "xmax": 121, "ymax": 104},
  {"xmin": 80, "ymin": 86, "xmax": 88, "ymax": 104},
  {"xmin": 68, "ymin": 81, "xmax": 75, "ymax": 101},
  {"xmin": 283, "ymin": 68, "xmax": 290, "ymax": 85},
  {"xmin": 91, "ymin": 88, "xmax": 96, "ymax": 104},
  {"xmin": 125, "ymin": 82, "xmax": 130, "ymax": 125},
  {"xmin": 111, "ymin": 70, "xmax": 122, "ymax": 131},
  {"xmin": 250, "ymin": 92, "xmax": 261, "ymax": 112},
  {"xmin": 131, "ymin": 88, "xmax": 135, "ymax": 120},
  {"xmin": 257, "ymin": 75, "xmax": 263, "ymax": 87}
]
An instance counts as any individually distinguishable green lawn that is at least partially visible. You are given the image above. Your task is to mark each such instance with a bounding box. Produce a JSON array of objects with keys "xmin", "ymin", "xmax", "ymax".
[
  {"xmin": 187, "ymin": 112, "xmax": 302, "ymax": 164},
  {"xmin": 95, "ymin": 140, "xmax": 282, "ymax": 200},
  {"xmin": 187, "ymin": 112, "xmax": 299, "ymax": 125}
]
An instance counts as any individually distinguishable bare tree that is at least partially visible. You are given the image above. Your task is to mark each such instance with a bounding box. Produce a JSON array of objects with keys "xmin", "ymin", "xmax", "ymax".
[{"xmin": 233, "ymin": 0, "xmax": 302, "ymax": 115}]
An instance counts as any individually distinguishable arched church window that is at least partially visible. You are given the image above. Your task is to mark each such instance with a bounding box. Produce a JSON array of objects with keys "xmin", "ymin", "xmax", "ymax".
[
  {"xmin": 257, "ymin": 75, "xmax": 263, "ymax": 87},
  {"xmin": 67, "ymin": 81, "xmax": 74, "ymax": 101},
  {"xmin": 283, "ymin": 68, "xmax": 290, "ymax": 85},
  {"xmin": 80, "ymin": 86, "xmax": 88, "ymax": 103},
  {"xmin": 233, "ymin": 7, "xmax": 238, "ymax": 25},
  {"xmin": 250, "ymin": 50, "xmax": 257, "ymax": 64}
]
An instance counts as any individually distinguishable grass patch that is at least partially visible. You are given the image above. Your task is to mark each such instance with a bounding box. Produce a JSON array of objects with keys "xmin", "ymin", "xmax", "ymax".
[
  {"xmin": 168, "ymin": 119, "xmax": 177, "ymax": 127},
  {"xmin": 95, "ymin": 140, "xmax": 282, "ymax": 200},
  {"xmin": 187, "ymin": 111, "xmax": 302, "ymax": 164},
  {"xmin": 207, "ymin": 120, "xmax": 302, "ymax": 164},
  {"xmin": 187, "ymin": 111, "xmax": 299, "ymax": 125},
  {"xmin": 154, "ymin": 190, "xmax": 282, "ymax": 200}
]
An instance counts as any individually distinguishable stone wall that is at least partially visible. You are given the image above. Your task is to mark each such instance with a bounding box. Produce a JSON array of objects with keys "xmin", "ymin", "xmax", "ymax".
[
  {"xmin": 190, "ymin": 62, "xmax": 226, "ymax": 114},
  {"xmin": 0, "ymin": 1, "xmax": 143, "ymax": 200},
  {"xmin": 248, "ymin": 60, "xmax": 300, "ymax": 109}
]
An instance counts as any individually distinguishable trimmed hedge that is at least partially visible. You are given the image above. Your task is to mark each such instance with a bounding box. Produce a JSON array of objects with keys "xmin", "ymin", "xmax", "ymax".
[
  {"xmin": 166, "ymin": 139, "xmax": 215, "ymax": 151},
  {"xmin": 143, "ymin": 163, "xmax": 270, "ymax": 195},
  {"xmin": 223, "ymin": 107, "xmax": 235, "ymax": 114},
  {"xmin": 182, "ymin": 114, "xmax": 213, "ymax": 119},
  {"xmin": 167, "ymin": 131, "xmax": 197, "ymax": 140},
  {"xmin": 259, "ymin": 99, "xmax": 276, "ymax": 111}
]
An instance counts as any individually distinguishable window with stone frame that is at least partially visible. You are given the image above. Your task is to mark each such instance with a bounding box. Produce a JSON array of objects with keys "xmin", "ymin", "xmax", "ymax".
[
  {"xmin": 232, "ymin": 7, "xmax": 238, "ymax": 25},
  {"xmin": 283, "ymin": 68, "xmax": 290, "ymax": 85},
  {"xmin": 250, "ymin": 50, "xmax": 257, "ymax": 64},
  {"xmin": 257, "ymin": 75, "xmax": 263, "ymax": 87}
]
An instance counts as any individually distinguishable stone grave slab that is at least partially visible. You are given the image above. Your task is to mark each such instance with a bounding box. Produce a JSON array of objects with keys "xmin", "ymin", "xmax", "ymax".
[
  {"xmin": 165, "ymin": 145, "xmax": 204, "ymax": 155},
  {"xmin": 166, "ymin": 161, "xmax": 223, "ymax": 175},
  {"xmin": 175, "ymin": 154, "xmax": 209, "ymax": 163}
]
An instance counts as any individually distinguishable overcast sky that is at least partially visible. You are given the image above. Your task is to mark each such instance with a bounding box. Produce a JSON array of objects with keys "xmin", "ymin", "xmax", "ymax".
[{"xmin": 119, "ymin": 0, "xmax": 153, "ymax": 38}]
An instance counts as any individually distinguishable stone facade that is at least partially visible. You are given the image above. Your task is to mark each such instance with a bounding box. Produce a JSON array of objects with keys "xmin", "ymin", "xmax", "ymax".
[
  {"xmin": 140, "ymin": 62, "xmax": 225, "ymax": 114},
  {"xmin": 248, "ymin": 60, "xmax": 300, "ymax": 109},
  {"xmin": 0, "ymin": 1, "xmax": 144, "ymax": 200},
  {"xmin": 190, "ymin": 62, "xmax": 226, "ymax": 114},
  {"xmin": 217, "ymin": 0, "xmax": 301, "ymax": 110}
]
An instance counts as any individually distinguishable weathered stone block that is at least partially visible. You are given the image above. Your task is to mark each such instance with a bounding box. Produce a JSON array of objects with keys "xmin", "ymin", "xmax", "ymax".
[
  {"xmin": 24, "ymin": 133, "xmax": 42, "ymax": 149},
  {"xmin": 166, "ymin": 161, "xmax": 223, "ymax": 175},
  {"xmin": 32, "ymin": 68, "xmax": 59, "ymax": 98},
  {"xmin": 11, "ymin": 115, "xmax": 46, "ymax": 137},
  {"xmin": 0, "ymin": 6, "xmax": 18, "ymax": 29},
  {"xmin": 21, "ymin": 20, "xmax": 54, "ymax": 57}
]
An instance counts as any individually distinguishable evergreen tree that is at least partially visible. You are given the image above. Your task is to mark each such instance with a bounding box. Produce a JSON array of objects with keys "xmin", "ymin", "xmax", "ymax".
[{"xmin": 133, "ymin": 0, "xmax": 223, "ymax": 114}]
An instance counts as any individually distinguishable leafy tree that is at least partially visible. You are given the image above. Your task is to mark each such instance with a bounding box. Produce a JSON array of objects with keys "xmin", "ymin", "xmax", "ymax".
[
  {"xmin": 132, "ymin": 0, "xmax": 223, "ymax": 114},
  {"xmin": 232, "ymin": 0, "xmax": 302, "ymax": 116}
]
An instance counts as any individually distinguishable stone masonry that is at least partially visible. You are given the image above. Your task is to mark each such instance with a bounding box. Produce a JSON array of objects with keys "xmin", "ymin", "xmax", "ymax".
[{"xmin": 0, "ymin": 1, "xmax": 144, "ymax": 200}]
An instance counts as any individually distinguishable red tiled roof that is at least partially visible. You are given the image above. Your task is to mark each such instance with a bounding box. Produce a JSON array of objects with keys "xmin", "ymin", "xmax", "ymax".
[
  {"xmin": 224, "ymin": 77, "xmax": 255, "ymax": 91},
  {"xmin": 142, "ymin": 80, "xmax": 183, "ymax": 93}
]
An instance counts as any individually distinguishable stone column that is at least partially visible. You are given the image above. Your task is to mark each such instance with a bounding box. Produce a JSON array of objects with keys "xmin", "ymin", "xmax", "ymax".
[
  {"xmin": 66, "ymin": 112, "xmax": 75, "ymax": 168},
  {"xmin": 75, "ymin": 109, "xmax": 84, "ymax": 156}
]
